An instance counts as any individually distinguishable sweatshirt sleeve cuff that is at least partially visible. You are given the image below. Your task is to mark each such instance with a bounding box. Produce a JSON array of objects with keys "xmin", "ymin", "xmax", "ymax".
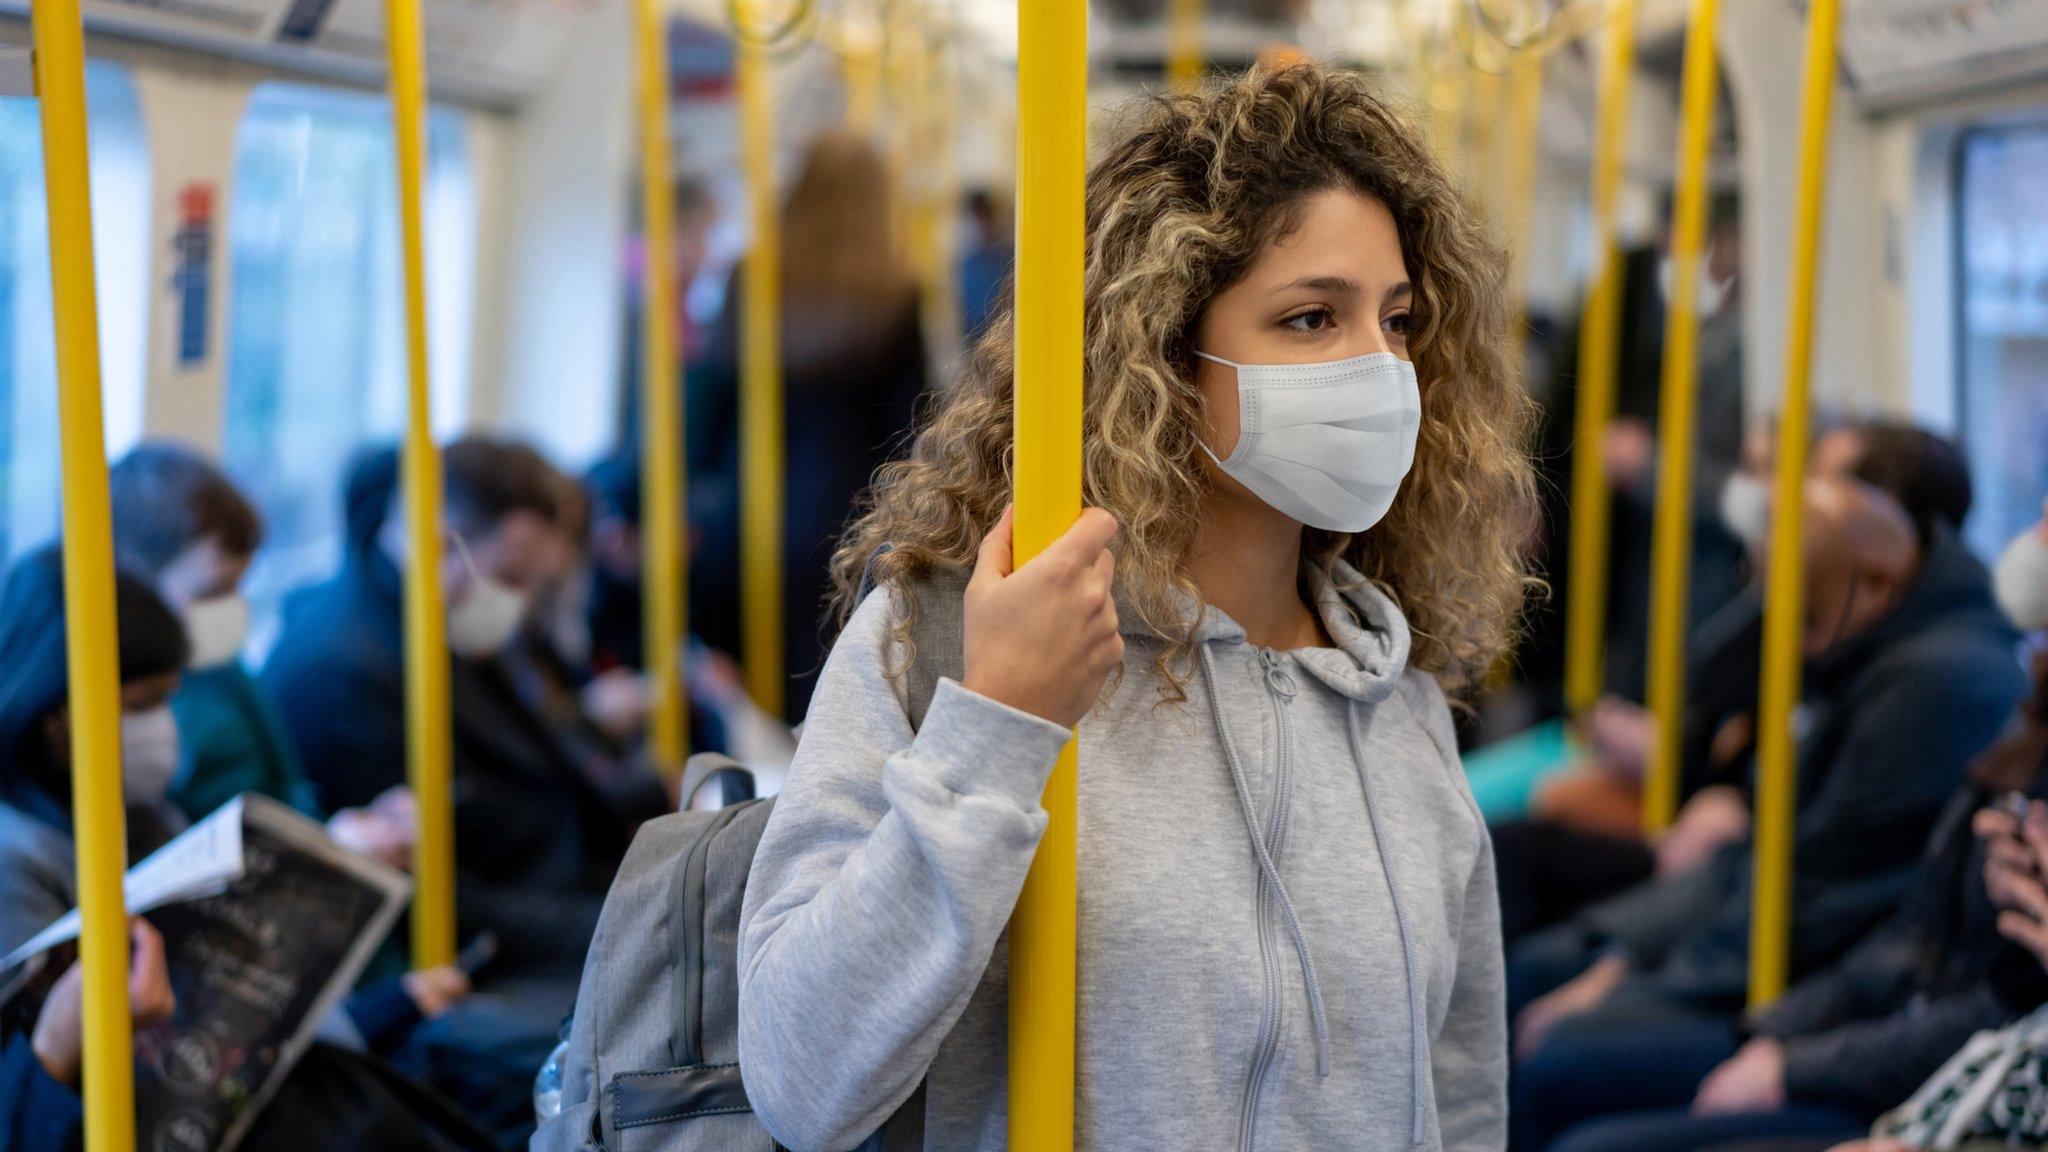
[{"xmin": 907, "ymin": 678, "xmax": 1073, "ymax": 809}]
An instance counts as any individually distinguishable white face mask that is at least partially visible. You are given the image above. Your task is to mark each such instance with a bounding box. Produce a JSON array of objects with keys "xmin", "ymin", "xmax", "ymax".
[
  {"xmin": 121, "ymin": 706, "xmax": 180, "ymax": 805},
  {"xmin": 1719, "ymin": 473, "xmax": 1770, "ymax": 549},
  {"xmin": 1657, "ymin": 257, "xmax": 1732, "ymax": 320},
  {"xmin": 182, "ymin": 594, "xmax": 250, "ymax": 669},
  {"xmin": 447, "ymin": 535, "xmax": 531, "ymax": 658},
  {"xmin": 1196, "ymin": 349, "xmax": 1422, "ymax": 534},
  {"xmin": 1994, "ymin": 529, "xmax": 2048, "ymax": 632}
]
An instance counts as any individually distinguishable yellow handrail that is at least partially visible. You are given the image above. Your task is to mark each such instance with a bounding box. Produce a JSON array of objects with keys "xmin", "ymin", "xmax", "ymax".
[
  {"xmin": 1504, "ymin": 52, "xmax": 1544, "ymax": 330},
  {"xmin": 387, "ymin": 0, "xmax": 457, "ymax": 969},
  {"xmin": 1167, "ymin": 0, "xmax": 1202, "ymax": 87},
  {"xmin": 738, "ymin": 8, "xmax": 786, "ymax": 717},
  {"xmin": 1561, "ymin": 0, "xmax": 1639, "ymax": 717},
  {"xmin": 1008, "ymin": 0, "xmax": 1085, "ymax": 1143},
  {"xmin": 635, "ymin": 0, "xmax": 689, "ymax": 772},
  {"xmin": 34, "ymin": 3, "xmax": 137, "ymax": 1147},
  {"xmin": 1640, "ymin": 0, "xmax": 1721, "ymax": 834},
  {"xmin": 1751, "ymin": 0, "xmax": 1841, "ymax": 1009}
]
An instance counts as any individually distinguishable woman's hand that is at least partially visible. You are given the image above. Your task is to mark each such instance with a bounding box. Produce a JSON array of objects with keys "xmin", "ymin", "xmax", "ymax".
[
  {"xmin": 31, "ymin": 919, "xmax": 176, "ymax": 1086},
  {"xmin": 962, "ymin": 505, "xmax": 1123, "ymax": 729},
  {"xmin": 1514, "ymin": 953, "xmax": 1628, "ymax": 1061},
  {"xmin": 1979, "ymin": 799, "xmax": 2048, "ymax": 968},
  {"xmin": 1692, "ymin": 1037, "xmax": 1787, "ymax": 1116}
]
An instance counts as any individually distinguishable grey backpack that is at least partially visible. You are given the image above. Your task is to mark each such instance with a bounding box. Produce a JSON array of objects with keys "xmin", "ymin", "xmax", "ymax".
[{"xmin": 532, "ymin": 574, "xmax": 963, "ymax": 1152}]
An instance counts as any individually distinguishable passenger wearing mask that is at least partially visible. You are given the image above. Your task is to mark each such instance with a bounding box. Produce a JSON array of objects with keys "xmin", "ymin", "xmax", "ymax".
[
  {"xmin": 739, "ymin": 65, "xmax": 1527, "ymax": 1151},
  {"xmin": 579, "ymin": 451, "xmax": 793, "ymax": 771},
  {"xmin": 0, "ymin": 548, "xmax": 492, "ymax": 1152},
  {"xmin": 264, "ymin": 438, "xmax": 664, "ymax": 974},
  {"xmin": 1511, "ymin": 476, "xmax": 2026, "ymax": 1151},
  {"xmin": 0, "ymin": 552, "xmax": 190, "ymax": 1152},
  {"xmin": 1538, "ymin": 651, "xmax": 2048, "ymax": 1152},
  {"xmin": 690, "ymin": 129, "xmax": 928, "ymax": 722},
  {"xmin": 1496, "ymin": 421, "xmax": 1977, "ymax": 941},
  {"xmin": 108, "ymin": 442, "xmax": 414, "ymax": 867}
]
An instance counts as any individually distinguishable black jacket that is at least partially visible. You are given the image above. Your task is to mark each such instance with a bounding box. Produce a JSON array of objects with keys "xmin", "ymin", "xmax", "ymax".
[
  {"xmin": 1588, "ymin": 529, "xmax": 2027, "ymax": 1009},
  {"xmin": 262, "ymin": 548, "xmax": 663, "ymax": 971},
  {"xmin": 1751, "ymin": 782, "xmax": 2033, "ymax": 1116}
]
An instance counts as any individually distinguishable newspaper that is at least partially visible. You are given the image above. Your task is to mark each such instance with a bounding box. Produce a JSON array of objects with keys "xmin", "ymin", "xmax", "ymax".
[
  {"xmin": 1, "ymin": 794, "xmax": 409, "ymax": 1152},
  {"xmin": 1, "ymin": 797, "xmax": 248, "ymax": 979}
]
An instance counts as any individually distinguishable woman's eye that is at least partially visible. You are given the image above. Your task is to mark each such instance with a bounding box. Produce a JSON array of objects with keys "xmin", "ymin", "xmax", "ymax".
[
  {"xmin": 1382, "ymin": 311, "xmax": 1412, "ymax": 338},
  {"xmin": 1284, "ymin": 308, "xmax": 1335, "ymax": 333}
]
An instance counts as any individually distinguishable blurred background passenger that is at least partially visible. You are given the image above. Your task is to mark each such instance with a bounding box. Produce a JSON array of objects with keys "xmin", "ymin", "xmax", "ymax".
[
  {"xmin": 956, "ymin": 186, "xmax": 1013, "ymax": 342},
  {"xmin": 1495, "ymin": 421, "xmax": 1978, "ymax": 942},
  {"xmin": 689, "ymin": 129, "xmax": 929, "ymax": 722},
  {"xmin": 0, "ymin": 551, "xmax": 457, "ymax": 1137},
  {"xmin": 264, "ymin": 437, "xmax": 665, "ymax": 976},
  {"xmin": 1509, "ymin": 476, "xmax": 2025, "ymax": 1151},
  {"xmin": 109, "ymin": 442, "xmax": 416, "ymax": 870}
]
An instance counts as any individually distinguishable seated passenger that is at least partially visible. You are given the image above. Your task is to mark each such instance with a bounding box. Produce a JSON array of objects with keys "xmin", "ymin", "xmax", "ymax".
[
  {"xmin": 108, "ymin": 442, "xmax": 413, "ymax": 868},
  {"xmin": 738, "ymin": 64, "xmax": 1527, "ymax": 1151},
  {"xmin": 1496, "ymin": 421, "xmax": 1976, "ymax": 941},
  {"xmin": 1533, "ymin": 667, "xmax": 2048, "ymax": 1152},
  {"xmin": 263, "ymin": 437, "xmax": 665, "ymax": 974},
  {"xmin": 4, "ymin": 918, "xmax": 175, "ymax": 1152},
  {"xmin": 579, "ymin": 450, "xmax": 793, "ymax": 772},
  {"xmin": 1510, "ymin": 476, "xmax": 2025, "ymax": 1151},
  {"xmin": 0, "ymin": 553, "xmax": 191, "ymax": 1152},
  {"xmin": 0, "ymin": 549, "xmax": 495, "ymax": 1152}
]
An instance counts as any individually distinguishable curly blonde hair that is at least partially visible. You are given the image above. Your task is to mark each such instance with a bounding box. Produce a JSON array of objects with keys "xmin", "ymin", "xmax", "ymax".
[{"xmin": 830, "ymin": 62, "xmax": 1537, "ymax": 698}]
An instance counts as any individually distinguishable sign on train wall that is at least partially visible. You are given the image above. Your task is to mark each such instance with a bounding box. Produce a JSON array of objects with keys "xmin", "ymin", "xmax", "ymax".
[
  {"xmin": 1841, "ymin": 0, "xmax": 2048, "ymax": 109},
  {"xmin": 60, "ymin": 0, "xmax": 597, "ymax": 104}
]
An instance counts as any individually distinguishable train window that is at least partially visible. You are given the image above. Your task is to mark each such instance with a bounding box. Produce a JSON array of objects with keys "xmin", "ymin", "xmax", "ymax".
[
  {"xmin": 223, "ymin": 84, "xmax": 475, "ymax": 637},
  {"xmin": 0, "ymin": 62, "xmax": 151, "ymax": 562},
  {"xmin": 1957, "ymin": 123, "xmax": 2048, "ymax": 556}
]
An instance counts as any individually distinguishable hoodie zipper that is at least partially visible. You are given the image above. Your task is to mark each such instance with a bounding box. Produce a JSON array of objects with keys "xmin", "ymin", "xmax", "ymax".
[{"xmin": 1238, "ymin": 649, "xmax": 1299, "ymax": 1152}]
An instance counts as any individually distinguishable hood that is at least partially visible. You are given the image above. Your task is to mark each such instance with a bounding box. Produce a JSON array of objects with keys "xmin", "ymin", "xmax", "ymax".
[
  {"xmin": 1811, "ymin": 525, "xmax": 2012, "ymax": 686},
  {"xmin": 1120, "ymin": 559, "xmax": 1411, "ymax": 704}
]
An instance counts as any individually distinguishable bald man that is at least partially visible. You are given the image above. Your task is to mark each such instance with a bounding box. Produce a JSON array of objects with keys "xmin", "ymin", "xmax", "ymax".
[
  {"xmin": 1510, "ymin": 475, "xmax": 2026, "ymax": 1152},
  {"xmin": 1796, "ymin": 477, "xmax": 1921, "ymax": 657}
]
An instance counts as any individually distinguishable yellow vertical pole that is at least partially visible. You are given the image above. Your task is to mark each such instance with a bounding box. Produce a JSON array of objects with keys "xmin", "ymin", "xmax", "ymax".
[
  {"xmin": 1009, "ymin": 0, "xmax": 1084, "ymax": 1145},
  {"xmin": 1503, "ymin": 52, "xmax": 1544, "ymax": 330},
  {"xmin": 635, "ymin": 0, "xmax": 688, "ymax": 770},
  {"xmin": 1641, "ymin": 0, "xmax": 1720, "ymax": 834},
  {"xmin": 843, "ymin": 25, "xmax": 883, "ymax": 137},
  {"xmin": 33, "ymin": 5, "xmax": 137, "ymax": 1148},
  {"xmin": 1750, "ymin": 0, "xmax": 1840, "ymax": 1009},
  {"xmin": 1469, "ymin": 61, "xmax": 1504, "ymax": 221},
  {"xmin": 737, "ymin": 9, "xmax": 785, "ymax": 717},
  {"xmin": 1167, "ymin": 0, "xmax": 1202, "ymax": 87},
  {"xmin": 1561, "ymin": 0, "xmax": 1639, "ymax": 717},
  {"xmin": 387, "ymin": 0, "xmax": 456, "ymax": 968}
]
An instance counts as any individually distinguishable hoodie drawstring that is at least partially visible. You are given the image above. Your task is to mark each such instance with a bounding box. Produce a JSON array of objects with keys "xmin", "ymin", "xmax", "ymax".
[
  {"xmin": 1350, "ymin": 702, "xmax": 1429, "ymax": 1146},
  {"xmin": 1199, "ymin": 644, "xmax": 1333, "ymax": 1078}
]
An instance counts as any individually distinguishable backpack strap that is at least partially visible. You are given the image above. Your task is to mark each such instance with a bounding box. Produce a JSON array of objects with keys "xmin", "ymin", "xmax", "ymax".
[
  {"xmin": 899, "ymin": 572, "xmax": 967, "ymax": 731},
  {"xmin": 855, "ymin": 544, "xmax": 967, "ymax": 732},
  {"xmin": 676, "ymin": 755, "xmax": 754, "ymax": 810}
]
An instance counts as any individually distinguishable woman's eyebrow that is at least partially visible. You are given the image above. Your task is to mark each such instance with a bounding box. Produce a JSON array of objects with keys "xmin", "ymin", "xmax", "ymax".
[
  {"xmin": 1383, "ymin": 282, "xmax": 1413, "ymax": 306},
  {"xmin": 1270, "ymin": 274, "xmax": 1363, "ymax": 296}
]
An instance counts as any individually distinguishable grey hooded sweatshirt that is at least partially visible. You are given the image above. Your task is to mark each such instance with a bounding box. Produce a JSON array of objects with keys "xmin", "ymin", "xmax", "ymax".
[{"xmin": 738, "ymin": 561, "xmax": 1506, "ymax": 1152}]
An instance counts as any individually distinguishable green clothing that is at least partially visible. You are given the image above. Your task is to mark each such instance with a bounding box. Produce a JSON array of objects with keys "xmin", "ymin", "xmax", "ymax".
[{"xmin": 170, "ymin": 661, "xmax": 322, "ymax": 823}]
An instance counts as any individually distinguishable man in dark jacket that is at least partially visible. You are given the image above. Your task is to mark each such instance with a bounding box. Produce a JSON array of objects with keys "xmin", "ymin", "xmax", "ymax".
[
  {"xmin": 1511, "ymin": 477, "xmax": 2028, "ymax": 1150},
  {"xmin": 263, "ymin": 438, "xmax": 667, "ymax": 975}
]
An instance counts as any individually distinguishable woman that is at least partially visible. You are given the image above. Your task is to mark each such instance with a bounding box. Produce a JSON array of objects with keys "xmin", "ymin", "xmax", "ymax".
[
  {"xmin": 0, "ymin": 550, "xmax": 189, "ymax": 1152},
  {"xmin": 738, "ymin": 64, "xmax": 1532, "ymax": 1151},
  {"xmin": 688, "ymin": 129, "xmax": 929, "ymax": 721}
]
